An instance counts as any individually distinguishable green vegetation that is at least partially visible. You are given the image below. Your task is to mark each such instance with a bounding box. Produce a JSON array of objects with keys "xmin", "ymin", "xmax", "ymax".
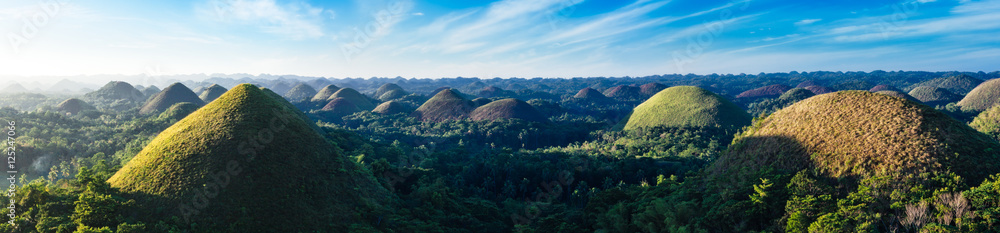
[
  {"xmin": 372, "ymin": 100, "xmax": 411, "ymax": 115},
  {"xmin": 311, "ymin": 84, "xmax": 340, "ymax": 102},
  {"xmin": 639, "ymin": 83, "xmax": 667, "ymax": 96},
  {"xmin": 84, "ymin": 81, "xmax": 145, "ymax": 111},
  {"xmin": 803, "ymin": 85, "xmax": 834, "ymax": 94},
  {"xmin": 55, "ymin": 98, "xmax": 95, "ymax": 115},
  {"xmin": 139, "ymin": 83, "xmax": 204, "ymax": 115},
  {"xmin": 107, "ymin": 84, "xmax": 392, "ymax": 232},
  {"xmin": 624, "ymin": 86, "xmax": 751, "ymax": 131},
  {"xmin": 283, "ymin": 83, "xmax": 317, "ymax": 102},
  {"xmin": 958, "ymin": 78, "xmax": 1000, "ymax": 111},
  {"xmin": 909, "ymin": 74, "xmax": 983, "ymax": 95},
  {"xmin": 376, "ymin": 83, "xmax": 405, "ymax": 97},
  {"xmin": 379, "ymin": 89, "xmax": 408, "ymax": 101},
  {"xmin": 572, "ymin": 88, "xmax": 610, "ymax": 102},
  {"xmin": 971, "ymin": 104, "xmax": 1000, "ymax": 141},
  {"xmin": 736, "ymin": 84, "xmax": 792, "ymax": 99},
  {"xmin": 156, "ymin": 102, "xmax": 201, "ymax": 122},
  {"xmin": 197, "ymin": 84, "xmax": 227, "ymax": 103},
  {"xmin": 469, "ymin": 98, "xmax": 548, "ymax": 123}
]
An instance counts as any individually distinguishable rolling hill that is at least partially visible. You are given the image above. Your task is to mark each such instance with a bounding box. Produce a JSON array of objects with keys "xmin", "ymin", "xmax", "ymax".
[
  {"xmin": 55, "ymin": 98, "xmax": 95, "ymax": 114},
  {"xmin": 957, "ymin": 78, "xmax": 1000, "ymax": 111},
  {"xmin": 469, "ymin": 98, "xmax": 548, "ymax": 122},
  {"xmin": 372, "ymin": 100, "xmax": 411, "ymax": 115},
  {"xmin": 908, "ymin": 86, "xmax": 961, "ymax": 106},
  {"xmin": 311, "ymin": 84, "xmax": 340, "ymax": 102},
  {"xmin": 328, "ymin": 88, "xmax": 375, "ymax": 110},
  {"xmin": 198, "ymin": 84, "xmax": 228, "ymax": 103},
  {"xmin": 908, "ymin": 74, "xmax": 982, "ymax": 95},
  {"xmin": 624, "ymin": 86, "xmax": 751, "ymax": 131},
  {"xmin": 375, "ymin": 83, "xmax": 405, "ymax": 98},
  {"xmin": 140, "ymin": 83, "xmax": 205, "ymax": 115},
  {"xmin": 736, "ymin": 84, "xmax": 792, "ymax": 99},
  {"xmin": 412, "ymin": 88, "xmax": 476, "ymax": 122},
  {"xmin": 283, "ymin": 83, "xmax": 317, "ymax": 102}
]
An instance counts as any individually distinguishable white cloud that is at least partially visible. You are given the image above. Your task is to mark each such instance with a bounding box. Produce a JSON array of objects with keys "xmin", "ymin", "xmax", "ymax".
[
  {"xmin": 794, "ymin": 18, "xmax": 821, "ymax": 26},
  {"xmin": 203, "ymin": 0, "xmax": 328, "ymax": 39}
]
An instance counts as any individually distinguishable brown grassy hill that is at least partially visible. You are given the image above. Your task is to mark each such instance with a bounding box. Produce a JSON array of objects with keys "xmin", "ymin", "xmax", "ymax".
[
  {"xmin": 432, "ymin": 86, "xmax": 452, "ymax": 95},
  {"xmin": 140, "ymin": 83, "xmax": 205, "ymax": 115},
  {"xmin": 321, "ymin": 97, "xmax": 362, "ymax": 114},
  {"xmin": 908, "ymin": 86, "xmax": 961, "ymax": 106},
  {"xmin": 640, "ymin": 83, "xmax": 668, "ymax": 96},
  {"xmin": 198, "ymin": 84, "xmax": 228, "ymax": 103},
  {"xmin": 779, "ymin": 88, "xmax": 815, "ymax": 101},
  {"xmin": 310, "ymin": 84, "xmax": 340, "ymax": 102},
  {"xmin": 908, "ymin": 74, "xmax": 982, "ymax": 95},
  {"xmin": 472, "ymin": 97, "xmax": 493, "ymax": 107},
  {"xmin": 55, "ymin": 98, "xmax": 95, "ymax": 114},
  {"xmin": 283, "ymin": 83, "xmax": 317, "ymax": 102},
  {"xmin": 478, "ymin": 86, "xmax": 509, "ymax": 98},
  {"xmin": 107, "ymin": 84, "xmax": 392, "ymax": 232},
  {"xmin": 603, "ymin": 85, "xmax": 643, "ymax": 99},
  {"xmin": 372, "ymin": 100, "xmax": 412, "ymax": 115},
  {"xmin": 375, "ymin": 83, "xmax": 405, "ymax": 97},
  {"xmin": 803, "ymin": 85, "xmax": 835, "ymax": 95},
  {"xmin": 470, "ymin": 98, "xmax": 548, "ymax": 122},
  {"xmin": 714, "ymin": 91, "xmax": 1000, "ymax": 185},
  {"xmin": 85, "ymin": 81, "xmax": 145, "ymax": 102},
  {"xmin": 868, "ymin": 84, "xmax": 900, "ymax": 92},
  {"xmin": 412, "ymin": 88, "xmax": 476, "ymax": 122},
  {"xmin": 624, "ymin": 86, "xmax": 751, "ymax": 131},
  {"xmin": 958, "ymin": 78, "xmax": 1000, "ymax": 111},
  {"xmin": 328, "ymin": 88, "xmax": 375, "ymax": 110},
  {"xmin": 735, "ymin": 84, "xmax": 792, "ymax": 99},
  {"xmin": 795, "ymin": 80, "xmax": 819, "ymax": 88},
  {"xmin": 141, "ymin": 85, "xmax": 161, "ymax": 97},
  {"xmin": 573, "ymin": 88, "xmax": 611, "ymax": 102}
]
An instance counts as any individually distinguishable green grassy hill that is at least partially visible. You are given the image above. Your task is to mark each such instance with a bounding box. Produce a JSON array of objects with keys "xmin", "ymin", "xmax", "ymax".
[
  {"xmin": 55, "ymin": 98, "xmax": 95, "ymax": 114},
  {"xmin": 372, "ymin": 100, "xmax": 411, "ymax": 115},
  {"xmin": 908, "ymin": 86, "xmax": 961, "ymax": 106},
  {"xmin": 85, "ymin": 81, "xmax": 145, "ymax": 102},
  {"xmin": 140, "ymin": 83, "xmax": 205, "ymax": 115},
  {"xmin": 573, "ymin": 87, "xmax": 611, "ymax": 102},
  {"xmin": 958, "ymin": 78, "xmax": 1000, "ymax": 111},
  {"xmin": 198, "ymin": 84, "xmax": 228, "ymax": 103},
  {"xmin": 283, "ymin": 83, "xmax": 317, "ymax": 102},
  {"xmin": 803, "ymin": 85, "xmax": 834, "ymax": 94},
  {"xmin": 311, "ymin": 84, "xmax": 340, "ymax": 102},
  {"xmin": 107, "ymin": 84, "xmax": 393, "ymax": 232},
  {"xmin": 779, "ymin": 88, "xmax": 815, "ymax": 101},
  {"xmin": 328, "ymin": 88, "xmax": 375, "ymax": 110},
  {"xmin": 971, "ymin": 104, "xmax": 1000, "ymax": 141},
  {"xmin": 909, "ymin": 74, "xmax": 982, "ymax": 95},
  {"xmin": 714, "ymin": 91, "xmax": 1000, "ymax": 185},
  {"xmin": 624, "ymin": 86, "xmax": 751, "ymax": 131},
  {"xmin": 379, "ymin": 89, "xmax": 408, "ymax": 101},
  {"xmin": 156, "ymin": 102, "xmax": 201, "ymax": 121},
  {"xmin": 375, "ymin": 83, "xmax": 405, "ymax": 97},
  {"xmin": 469, "ymin": 98, "xmax": 548, "ymax": 122}
]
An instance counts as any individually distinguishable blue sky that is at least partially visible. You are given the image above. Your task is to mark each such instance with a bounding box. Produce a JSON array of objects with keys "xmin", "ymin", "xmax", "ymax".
[{"xmin": 0, "ymin": 0, "xmax": 998, "ymax": 80}]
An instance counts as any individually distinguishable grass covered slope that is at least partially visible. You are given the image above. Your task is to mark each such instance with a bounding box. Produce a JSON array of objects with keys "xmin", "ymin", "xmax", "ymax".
[
  {"xmin": 573, "ymin": 87, "xmax": 611, "ymax": 101},
  {"xmin": 139, "ymin": 83, "xmax": 205, "ymax": 115},
  {"xmin": 603, "ymin": 85, "xmax": 643, "ymax": 99},
  {"xmin": 875, "ymin": 90, "xmax": 921, "ymax": 103},
  {"xmin": 198, "ymin": 84, "xmax": 228, "ymax": 103},
  {"xmin": 375, "ymin": 83, "xmax": 404, "ymax": 97},
  {"xmin": 372, "ymin": 100, "xmax": 411, "ymax": 115},
  {"xmin": 735, "ymin": 84, "xmax": 792, "ymax": 99},
  {"xmin": 311, "ymin": 84, "xmax": 340, "ymax": 102},
  {"xmin": 908, "ymin": 86, "xmax": 961, "ymax": 106},
  {"xmin": 803, "ymin": 85, "xmax": 835, "ymax": 94},
  {"xmin": 328, "ymin": 88, "xmax": 375, "ymax": 110},
  {"xmin": 55, "ymin": 98, "xmax": 95, "ymax": 114},
  {"xmin": 379, "ymin": 89, "xmax": 408, "ymax": 101},
  {"xmin": 156, "ymin": 102, "xmax": 201, "ymax": 121},
  {"xmin": 715, "ymin": 91, "xmax": 1000, "ymax": 183},
  {"xmin": 412, "ymin": 88, "xmax": 476, "ymax": 122},
  {"xmin": 85, "ymin": 81, "xmax": 145, "ymax": 102},
  {"xmin": 107, "ymin": 84, "xmax": 392, "ymax": 232},
  {"xmin": 958, "ymin": 78, "xmax": 1000, "ymax": 111},
  {"xmin": 283, "ymin": 83, "xmax": 317, "ymax": 102},
  {"xmin": 469, "ymin": 98, "xmax": 549, "ymax": 122},
  {"xmin": 624, "ymin": 86, "xmax": 751, "ymax": 131},
  {"xmin": 640, "ymin": 83, "xmax": 668, "ymax": 96}
]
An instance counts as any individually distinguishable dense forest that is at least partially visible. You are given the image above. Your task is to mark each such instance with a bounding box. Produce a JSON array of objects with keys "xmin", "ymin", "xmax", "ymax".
[{"xmin": 3, "ymin": 70, "xmax": 1000, "ymax": 232}]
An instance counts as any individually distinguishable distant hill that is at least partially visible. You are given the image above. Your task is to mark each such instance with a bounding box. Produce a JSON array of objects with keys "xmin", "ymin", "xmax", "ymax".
[
  {"xmin": 803, "ymin": 85, "xmax": 834, "ymax": 95},
  {"xmin": 573, "ymin": 88, "xmax": 611, "ymax": 102},
  {"xmin": 156, "ymin": 102, "xmax": 201, "ymax": 121},
  {"xmin": 141, "ymin": 85, "xmax": 161, "ymax": 97},
  {"xmin": 412, "ymin": 89, "xmax": 476, "ymax": 122},
  {"xmin": 736, "ymin": 84, "xmax": 792, "ymax": 99},
  {"xmin": 472, "ymin": 97, "xmax": 492, "ymax": 107},
  {"xmin": 107, "ymin": 84, "xmax": 392, "ymax": 232},
  {"xmin": 874, "ymin": 90, "xmax": 920, "ymax": 103},
  {"xmin": 908, "ymin": 86, "xmax": 961, "ymax": 106},
  {"xmin": 640, "ymin": 83, "xmax": 668, "ymax": 96},
  {"xmin": 55, "ymin": 98, "xmax": 95, "ymax": 114},
  {"xmin": 328, "ymin": 88, "xmax": 375, "ymax": 110},
  {"xmin": 372, "ymin": 100, "xmax": 412, "ymax": 115},
  {"xmin": 321, "ymin": 97, "xmax": 362, "ymax": 113},
  {"xmin": 268, "ymin": 81, "xmax": 293, "ymax": 95},
  {"xmin": 478, "ymin": 86, "xmax": 510, "ymax": 98},
  {"xmin": 140, "ymin": 83, "xmax": 205, "ymax": 115},
  {"xmin": 779, "ymin": 88, "xmax": 815, "ymax": 101},
  {"xmin": 958, "ymin": 78, "xmax": 1000, "ymax": 111},
  {"xmin": 198, "ymin": 84, "xmax": 228, "ymax": 103},
  {"xmin": 283, "ymin": 83, "xmax": 317, "ymax": 102},
  {"xmin": 795, "ymin": 80, "xmax": 819, "ymax": 88},
  {"xmin": 470, "ymin": 98, "xmax": 548, "ymax": 122},
  {"xmin": 908, "ymin": 74, "xmax": 982, "ymax": 95},
  {"xmin": 311, "ymin": 84, "xmax": 340, "ymax": 102},
  {"xmin": 603, "ymin": 85, "xmax": 643, "ymax": 100},
  {"xmin": 84, "ymin": 81, "xmax": 145, "ymax": 102},
  {"xmin": 379, "ymin": 89, "xmax": 408, "ymax": 101},
  {"xmin": 868, "ymin": 84, "xmax": 900, "ymax": 92},
  {"xmin": 1, "ymin": 83, "xmax": 28, "ymax": 94},
  {"xmin": 375, "ymin": 83, "xmax": 405, "ymax": 98},
  {"xmin": 714, "ymin": 91, "xmax": 1000, "ymax": 185},
  {"xmin": 625, "ymin": 86, "xmax": 751, "ymax": 131}
]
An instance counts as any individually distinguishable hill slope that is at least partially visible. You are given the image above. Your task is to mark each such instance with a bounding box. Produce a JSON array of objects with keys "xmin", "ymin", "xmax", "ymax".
[
  {"xmin": 84, "ymin": 81, "xmax": 145, "ymax": 102},
  {"xmin": 736, "ymin": 84, "xmax": 792, "ymax": 99},
  {"xmin": 372, "ymin": 100, "xmax": 411, "ymax": 115},
  {"xmin": 375, "ymin": 83, "xmax": 405, "ymax": 97},
  {"xmin": 140, "ymin": 83, "xmax": 205, "ymax": 115},
  {"xmin": 198, "ymin": 84, "xmax": 228, "ymax": 103},
  {"xmin": 470, "ymin": 98, "xmax": 548, "ymax": 122},
  {"xmin": 328, "ymin": 88, "xmax": 375, "ymax": 110},
  {"xmin": 573, "ymin": 88, "xmax": 611, "ymax": 102},
  {"xmin": 909, "ymin": 74, "xmax": 982, "ymax": 95},
  {"xmin": 107, "ymin": 84, "xmax": 392, "ymax": 232},
  {"xmin": 958, "ymin": 78, "xmax": 1000, "ymax": 111},
  {"xmin": 715, "ymin": 91, "xmax": 1000, "ymax": 184},
  {"xmin": 55, "ymin": 98, "xmax": 95, "ymax": 114},
  {"xmin": 908, "ymin": 86, "xmax": 961, "ymax": 106},
  {"xmin": 311, "ymin": 85, "xmax": 340, "ymax": 102},
  {"xmin": 624, "ymin": 86, "xmax": 751, "ymax": 131},
  {"xmin": 412, "ymin": 88, "xmax": 476, "ymax": 122},
  {"xmin": 283, "ymin": 83, "xmax": 317, "ymax": 102}
]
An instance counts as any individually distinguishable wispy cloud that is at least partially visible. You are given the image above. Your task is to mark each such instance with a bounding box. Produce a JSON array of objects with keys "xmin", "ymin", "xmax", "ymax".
[
  {"xmin": 202, "ymin": 0, "xmax": 330, "ymax": 39},
  {"xmin": 794, "ymin": 18, "xmax": 821, "ymax": 26}
]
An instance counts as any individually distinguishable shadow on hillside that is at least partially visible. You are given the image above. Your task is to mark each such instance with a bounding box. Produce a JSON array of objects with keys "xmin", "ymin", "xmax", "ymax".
[{"xmin": 709, "ymin": 135, "xmax": 809, "ymax": 188}]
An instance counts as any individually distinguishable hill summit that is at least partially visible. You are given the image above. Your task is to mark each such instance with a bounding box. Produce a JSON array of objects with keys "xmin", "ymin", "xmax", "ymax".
[
  {"xmin": 84, "ymin": 81, "xmax": 145, "ymax": 102},
  {"xmin": 328, "ymin": 88, "xmax": 375, "ymax": 110},
  {"xmin": 55, "ymin": 98, "xmax": 95, "ymax": 114},
  {"xmin": 198, "ymin": 84, "xmax": 228, "ymax": 103},
  {"xmin": 311, "ymin": 84, "xmax": 340, "ymax": 102},
  {"xmin": 958, "ymin": 78, "xmax": 1000, "ymax": 111},
  {"xmin": 470, "ymin": 98, "xmax": 548, "ymax": 122},
  {"xmin": 107, "ymin": 84, "xmax": 391, "ymax": 232},
  {"xmin": 624, "ymin": 86, "xmax": 751, "ymax": 131},
  {"xmin": 375, "ymin": 83, "xmax": 405, "ymax": 97},
  {"xmin": 573, "ymin": 88, "xmax": 611, "ymax": 102},
  {"xmin": 909, "ymin": 74, "xmax": 982, "ymax": 95},
  {"xmin": 908, "ymin": 86, "xmax": 960, "ymax": 106},
  {"xmin": 140, "ymin": 83, "xmax": 205, "ymax": 115},
  {"xmin": 714, "ymin": 91, "xmax": 1000, "ymax": 184},
  {"xmin": 412, "ymin": 88, "xmax": 476, "ymax": 122},
  {"xmin": 282, "ymin": 83, "xmax": 317, "ymax": 102}
]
